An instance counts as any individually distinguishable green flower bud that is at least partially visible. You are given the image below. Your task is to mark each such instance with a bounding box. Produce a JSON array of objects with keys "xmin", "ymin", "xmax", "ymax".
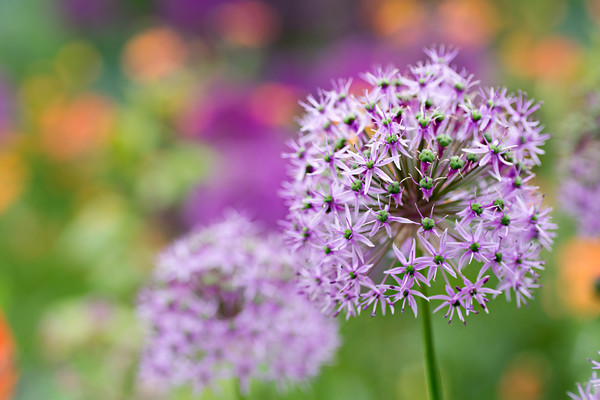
[
  {"xmin": 420, "ymin": 177, "xmax": 434, "ymax": 190},
  {"xmin": 386, "ymin": 134, "xmax": 399, "ymax": 144},
  {"xmin": 466, "ymin": 153, "xmax": 479, "ymax": 163},
  {"xmin": 471, "ymin": 203, "xmax": 484, "ymax": 215},
  {"xmin": 494, "ymin": 199, "xmax": 505, "ymax": 211},
  {"xmin": 377, "ymin": 210, "xmax": 389, "ymax": 223},
  {"xmin": 449, "ymin": 156, "xmax": 465, "ymax": 170},
  {"xmin": 387, "ymin": 181, "xmax": 401, "ymax": 195},
  {"xmin": 514, "ymin": 176, "xmax": 523, "ymax": 188},
  {"xmin": 421, "ymin": 217, "xmax": 435, "ymax": 231},
  {"xmin": 393, "ymin": 106, "xmax": 403, "ymax": 118},
  {"xmin": 436, "ymin": 134, "xmax": 452, "ymax": 148},
  {"xmin": 418, "ymin": 115, "xmax": 430, "ymax": 128},
  {"xmin": 334, "ymin": 138, "xmax": 347, "ymax": 151},
  {"xmin": 419, "ymin": 149, "xmax": 435, "ymax": 163},
  {"xmin": 343, "ymin": 114, "xmax": 356, "ymax": 125},
  {"xmin": 494, "ymin": 252, "xmax": 503, "ymax": 262}
]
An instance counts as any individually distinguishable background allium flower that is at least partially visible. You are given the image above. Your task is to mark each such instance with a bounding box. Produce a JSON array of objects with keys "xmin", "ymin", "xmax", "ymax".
[
  {"xmin": 137, "ymin": 212, "xmax": 339, "ymax": 394},
  {"xmin": 559, "ymin": 92, "xmax": 600, "ymax": 237},
  {"xmin": 282, "ymin": 47, "xmax": 555, "ymax": 323},
  {"xmin": 569, "ymin": 352, "xmax": 600, "ymax": 400}
]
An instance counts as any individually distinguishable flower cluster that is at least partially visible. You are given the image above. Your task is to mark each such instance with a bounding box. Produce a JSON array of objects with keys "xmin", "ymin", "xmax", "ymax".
[
  {"xmin": 560, "ymin": 92, "xmax": 600, "ymax": 236},
  {"xmin": 282, "ymin": 47, "xmax": 555, "ymax": 323},
  {"xmin": 137, "ymin": 213, "xmax": 339, "ymax": 393},
  {"xmin": 569, "ymin": 352, "xmax": 600, "ymax": 400}
]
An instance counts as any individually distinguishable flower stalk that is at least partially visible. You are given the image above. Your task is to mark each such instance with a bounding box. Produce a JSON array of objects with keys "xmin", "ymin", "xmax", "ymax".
[{"xmin": 420, "ymin": 285, "xmax": 444, "ymax": 400}]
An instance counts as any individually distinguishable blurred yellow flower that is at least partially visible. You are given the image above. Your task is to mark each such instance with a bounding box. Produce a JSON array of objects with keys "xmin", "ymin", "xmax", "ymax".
[
  {"xmin": 558, "ymin": 238, "xmax": 600, "ymax": 317},
  {"xmin": 122, "ymin": 27, "xmax": 187, "ymax": 84},
  {"xmin": 0, "ymin": 150, "xmax": 27, "ymax": 216},
  {"xmin": 54, "ymin": 41, "xmax": 103, "ymax": 87}
]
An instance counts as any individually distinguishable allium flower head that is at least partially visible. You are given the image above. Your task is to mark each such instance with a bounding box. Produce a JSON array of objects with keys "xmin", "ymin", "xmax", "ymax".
[
  {"xmin": 137, "ymin": 212, "xmax": 339, "ymax": 393},
  {"xmin": 560, "ymin": 92, "xmax": 600, "ymax": 236},
  {"xmin": 282, "ymin": 46, "xmax": 555, "ymax": 323},
  {"xmin": 569, "ymin": 351, "xmax": 600, "ymax": 400}
]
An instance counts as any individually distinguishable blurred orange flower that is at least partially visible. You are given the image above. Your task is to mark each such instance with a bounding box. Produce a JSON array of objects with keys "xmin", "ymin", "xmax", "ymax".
[
  {"xmin": 39, "ymin": 93, "xmax": 115, "ymax": 161},
  {"xmin": 0, "ymin": 312, "xmax": 16, "ymax": 400},
  {"xmin": 558, "ymin": 238, "xmax": 600, "ymax": 317},
  {"xmin": 497, "ymin": 353, "xmax": 548, "ymax": 400},
  {"xmin": 360, "ymin": 0, "xmax": 426, "ymax": 45},
  {"xmin": 437, "ymin": 0, "xmax": 501, "ymax": 49},
  {"xmin": 122, "ymin": 27, "xmax": 187, "ymax": 83},
  {"xmin": 501, "ymin": 33, "xmax": 583, "ymax": 82},
  {"xmin": 213, "ymin": 0, "xmax": 280, "ymax": 48},
  {"xmin": 249, "ymin": 83, "xmax": 300, "ymax": 127}
]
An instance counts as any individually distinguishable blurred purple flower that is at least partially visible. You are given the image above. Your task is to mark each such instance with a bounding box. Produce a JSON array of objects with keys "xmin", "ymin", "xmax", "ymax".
[
  {"xmin": 58, "ymin": 0, "xmax": 119, "ymax": 29},
  {"xmin": 137, "ymin": 212, "xmax": 339, "ymax": 394},
  {"xmin": 157, "ymin": 0, "xmax": 224, "ymax": 34},
  {"xmin": 269, "ymin": 36, "xmax": 495, "ymax": 93},
  {"xmin": 182, "ymin": 140, "xmax": 288, "ymax": 228},
  {"xmin": 560, "ymin": 130, "xmax": 600, "ymax": 236},
  {"xmin": 179, "ymin": 83, "xmax": 295, "ymax": 228}
]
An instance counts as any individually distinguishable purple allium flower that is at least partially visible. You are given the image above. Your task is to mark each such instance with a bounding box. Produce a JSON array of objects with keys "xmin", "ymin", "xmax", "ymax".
[
  {"xmin": 137, "ymin": 212, "xmax": 339, "ymax": 393},
  {"xmin": 282, "ymin": 46, "xmax": 555, "ymax": 324},
  {"xmin": 569, "ymin": 352, "xmax": 600, "ymax": 400}
]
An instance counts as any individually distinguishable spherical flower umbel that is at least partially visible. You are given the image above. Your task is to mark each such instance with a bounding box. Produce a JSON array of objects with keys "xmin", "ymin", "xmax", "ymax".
[
  {"xmin": 137, "ymin": 213, "xmax": 339, "ymax": 393},
  {"xmin": 568, "ymin": 351, "xmax": 600, "ymax": 400},
  {"xmin": 282, "ymin": 47, "xmax": 555, "ymax": 323}
]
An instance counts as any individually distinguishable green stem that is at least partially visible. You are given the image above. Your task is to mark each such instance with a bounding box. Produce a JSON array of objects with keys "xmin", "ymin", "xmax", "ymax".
[
  {"xmin": 235, "ymin": 379, "xmax": 247, "ymax": 400},
  {"xmin": 420, "ymin": 286, "xmax": 444, "ymax": 400}
]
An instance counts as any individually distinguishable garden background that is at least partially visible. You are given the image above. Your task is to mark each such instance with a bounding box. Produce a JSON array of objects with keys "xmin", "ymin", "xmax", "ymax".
[{"xmin": 1, "ymin": 0, "xmax": 599, "ymax": 399}]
